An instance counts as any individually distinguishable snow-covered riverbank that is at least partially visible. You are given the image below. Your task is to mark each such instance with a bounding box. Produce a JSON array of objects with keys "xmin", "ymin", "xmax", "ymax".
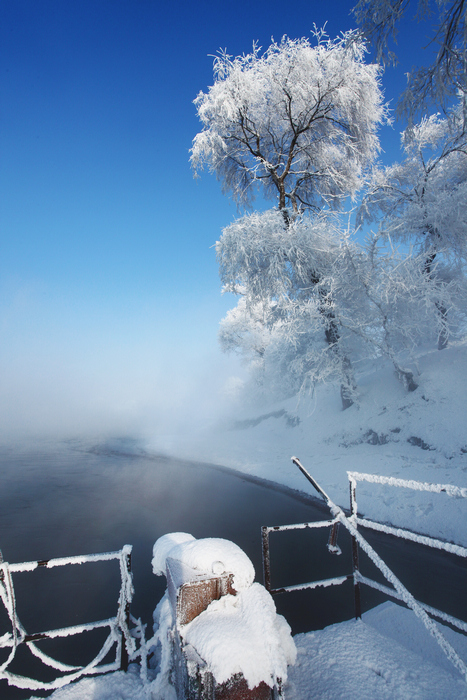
[{"xmin": 147, "ymin": 341, "xmax": 467, "ymax": 547}]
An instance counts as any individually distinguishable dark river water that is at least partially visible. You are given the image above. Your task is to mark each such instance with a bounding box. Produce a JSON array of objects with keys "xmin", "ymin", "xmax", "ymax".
[{"xmin": 0, "ymin": 439, "xmax": 465, "ymax": 698}]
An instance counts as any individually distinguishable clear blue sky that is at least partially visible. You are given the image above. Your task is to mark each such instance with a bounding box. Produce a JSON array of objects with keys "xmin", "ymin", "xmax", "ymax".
[{"xmin": 0, "ymin": 0, "xmax": 437, "ymax": 439}]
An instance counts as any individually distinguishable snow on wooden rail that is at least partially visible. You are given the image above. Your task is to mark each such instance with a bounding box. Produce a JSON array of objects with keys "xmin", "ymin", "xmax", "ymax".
[{"xmin": 0, "ymin": 545, "xmax": 135, "ymax": 691}]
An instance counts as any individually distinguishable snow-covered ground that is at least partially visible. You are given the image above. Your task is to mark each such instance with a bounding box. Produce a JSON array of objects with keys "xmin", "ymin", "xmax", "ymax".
[
  {"xmin": 30, "ymin": 602, "xmax": 467, "ymax": 699},
  {"xmin": 288, "ymin": 602, "xmax": 467, "ymax": 699},
  {"xmin": 28, "ymin": 341, "xmax": 467, "ymax": 698}
]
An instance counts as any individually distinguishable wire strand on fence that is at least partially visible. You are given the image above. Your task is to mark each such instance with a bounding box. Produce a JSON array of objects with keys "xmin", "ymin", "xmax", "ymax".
[
  {"xmin": 273, "ymin": 458, "xmax": 467, "ymax": 683},
  {"xmin": 0, "ymin": 546, "xmax": 136, "ymax": 692}
]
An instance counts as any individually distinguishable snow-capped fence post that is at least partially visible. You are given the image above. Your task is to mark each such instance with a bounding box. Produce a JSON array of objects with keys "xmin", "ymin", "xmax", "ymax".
[{"xmin": 151, "ymin": 533, "xmax": 296, "ymax": 699}]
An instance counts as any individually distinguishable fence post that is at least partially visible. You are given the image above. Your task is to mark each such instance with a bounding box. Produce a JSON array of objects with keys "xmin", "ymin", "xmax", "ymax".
[
  {"xmin": 120, "ymin": 549, "xmax": 132, "ymax": 672},
  {"xmin": 349, "ymin": 478, "xmax": 362, "ymax": 620},
  {"xmin": 261, "ymin": 527, "xmax": 272, "ymax": 593}
]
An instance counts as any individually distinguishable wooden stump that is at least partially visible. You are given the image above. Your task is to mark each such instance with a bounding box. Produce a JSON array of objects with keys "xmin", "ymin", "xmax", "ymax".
[{"xmin": 165, "ymin": 557, "xmax": 279, "ymax": 699}]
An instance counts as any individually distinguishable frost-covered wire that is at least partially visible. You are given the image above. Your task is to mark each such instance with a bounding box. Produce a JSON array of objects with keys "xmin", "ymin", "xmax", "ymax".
[
  {"xmin": 0, "ymin": 546, "xmax": 135, "ymax": 692},
  {"xmin": 348, "ymin": 470, "xmax": 467, "ymax": 498},
  {"xmin": 292, "ymin": 458, "xmax": 467, "ymax": 683}
]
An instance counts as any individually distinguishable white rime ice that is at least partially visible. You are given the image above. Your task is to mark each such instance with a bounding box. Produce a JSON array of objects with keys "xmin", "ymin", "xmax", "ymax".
[{"xmin": 0, "ymin": 547, "xmax": 134, "ymax": 692}]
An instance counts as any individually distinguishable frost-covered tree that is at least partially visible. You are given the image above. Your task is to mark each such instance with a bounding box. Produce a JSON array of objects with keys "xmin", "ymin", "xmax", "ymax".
[
  {"xmin": 217, "ymin": 209, "xmax": 467, "ymax": 400},
  {"xmin": 192, "ymin": 30, "xmax": 386, "ymax": 408},
  {"xmin": 344, "ymin": 237, "xmax": 466, "ymax": 387},
  {"xmin": 217, "ymin": 208, "xmax": 463, "ymax": 399},
  {"xmin": 219, "ymin": 297, "xmax": 297, "ymax": 399},
  {"xmin": 191, "ymin": 29, "xmax": 386, "ymax": 213},
  {"xmin": 217, "ymin": 209, "xmax": 368, "ymax": 405},
  {"xmin": 353, "ymin": 0, "xmax": 467, "ymax": 117},
  {"xmin": 358, "ymin": 99, "xmax": 467, "ymax": 348}
]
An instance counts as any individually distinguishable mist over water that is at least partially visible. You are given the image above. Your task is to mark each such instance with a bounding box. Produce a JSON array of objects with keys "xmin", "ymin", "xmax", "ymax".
[{"xmin": 0, "ymin": 341, "xmax": 246, "ymax": 444}]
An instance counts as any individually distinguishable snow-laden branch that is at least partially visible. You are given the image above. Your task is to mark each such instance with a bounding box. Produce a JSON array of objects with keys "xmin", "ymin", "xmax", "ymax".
[
  {"xmin": 353, "ymin": 0, "xmax": 467, "ymax": 116},
  {"xmin": 358, "ymin": 100, "xmax": 467, "ymax": 267}
]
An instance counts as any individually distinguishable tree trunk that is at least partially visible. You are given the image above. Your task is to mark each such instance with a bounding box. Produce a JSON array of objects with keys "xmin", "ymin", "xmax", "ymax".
[
  {"xmin": 424, "ymin": 250, "xmax": 449, "ymax": 350},
  {"xmin": 319, "ymin": 286, "xmax": 356, "ymax": 410},
  {"xmin": 281, "ymin": 209, "xmax": 356, "ymax": 409},
  {"xmin": 436, "ymin": 302, "xmax": 448, "ymax": 350}
]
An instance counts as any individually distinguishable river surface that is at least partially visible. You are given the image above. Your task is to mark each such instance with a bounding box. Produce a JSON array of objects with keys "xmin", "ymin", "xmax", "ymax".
[{"xmin": 0, "ymin": 438, "xmax": 465, "ymax": 698}]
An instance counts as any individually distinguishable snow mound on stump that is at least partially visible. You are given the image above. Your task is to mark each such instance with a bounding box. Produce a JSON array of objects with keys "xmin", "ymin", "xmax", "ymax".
[
  {"xmin": 181, "ymin": 582, "xmax": 296, "ymax": 689},
  {"xmin": 152, "ymin": 532, "xmax": 255, "ymax": 591},
  {"xmin": 151, "ymin": 532, "xmax": 195, "ymax": 575}
]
